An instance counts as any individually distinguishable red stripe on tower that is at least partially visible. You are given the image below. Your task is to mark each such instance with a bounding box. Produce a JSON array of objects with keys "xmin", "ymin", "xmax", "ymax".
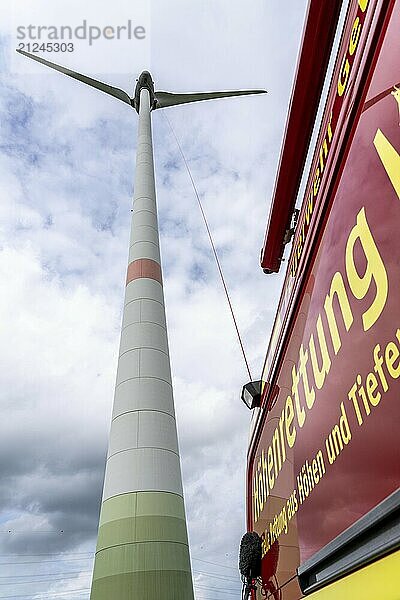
[{"xmin": 126, "ymin": 258, "xmax": 162, "ymax": 285}]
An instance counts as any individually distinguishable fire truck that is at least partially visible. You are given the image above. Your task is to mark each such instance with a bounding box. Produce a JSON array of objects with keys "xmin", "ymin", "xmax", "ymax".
[{"xmin": 241, "ymin": 0, "xmax": 400, "ymax": 597}]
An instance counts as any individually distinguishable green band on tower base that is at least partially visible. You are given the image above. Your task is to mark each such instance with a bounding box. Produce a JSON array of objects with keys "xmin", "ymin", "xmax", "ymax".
[
  {"xmin": 91, "ymin": 569, "xmax": 194, "ymax": 600},
  {"xmin": 90, "ymin": 491, "xmax": 194, "ymax": 599},
  {"xmin": 93, "ymin": 540, "xmax": 191, "ymax": 579},
  {"xmin": 97, "ymin": 515, "xmax": 189, "ymax": 550},
  {"xmin": 99, "ymin": 491, "xmax": 185, "ymax": 526}
]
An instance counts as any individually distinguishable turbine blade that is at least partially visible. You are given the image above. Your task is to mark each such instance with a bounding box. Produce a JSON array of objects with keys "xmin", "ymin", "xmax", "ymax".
[
  {"xmin": 154, "ymin": 89, "xmax": 267, "ymax": 109},
  {"xmin": 16, "ymin": 50, "xmax": 132, "ymax": 107}
]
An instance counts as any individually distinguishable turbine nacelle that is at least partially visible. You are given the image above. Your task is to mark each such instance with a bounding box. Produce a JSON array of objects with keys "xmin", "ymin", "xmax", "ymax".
[{"xmin": 134, "ymin": 70, "xmax": 156, "ymax": 112}]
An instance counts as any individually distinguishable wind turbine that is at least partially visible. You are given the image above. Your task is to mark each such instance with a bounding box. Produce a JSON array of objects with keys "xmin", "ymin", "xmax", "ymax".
[{"xmin": 17, "ymin": 49, "xmax": 267, "ymax": 600}]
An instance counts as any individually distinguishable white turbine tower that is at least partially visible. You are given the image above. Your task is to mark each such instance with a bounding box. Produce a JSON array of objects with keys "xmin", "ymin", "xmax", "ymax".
[{"xmin": 17, "ymin": 49, "xmax": 267, "ymax": 600}]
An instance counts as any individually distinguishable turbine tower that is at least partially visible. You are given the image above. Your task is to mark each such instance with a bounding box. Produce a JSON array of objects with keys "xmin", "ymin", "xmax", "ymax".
[{"xmin": 17, "ymin": 50, "xmax": 266, "ymax": 600}]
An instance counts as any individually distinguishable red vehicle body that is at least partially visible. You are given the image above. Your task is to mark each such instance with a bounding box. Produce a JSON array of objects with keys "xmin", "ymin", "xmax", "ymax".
[{"xmin": 246, "ymin": 0, "xmax": 400, "ymax": 598}]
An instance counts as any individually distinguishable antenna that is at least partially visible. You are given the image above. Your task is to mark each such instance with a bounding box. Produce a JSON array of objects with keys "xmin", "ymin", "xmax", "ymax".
[{"xmin": 17, "ymin": 49, "xmax": 267, "ymax": 600}]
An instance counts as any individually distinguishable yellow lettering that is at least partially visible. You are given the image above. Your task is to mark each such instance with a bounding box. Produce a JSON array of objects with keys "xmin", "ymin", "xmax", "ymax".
[
  {"xmin": 324, "ymin": 272, "xmax": 353, "ymax": 354},
  {"xmin": 348, "ymin": 381, "xmax": 363, "ymax": 425},
  {"xmin": 278, "ymin": 410, "xmax": 286, "ymax": 463},
  {"xmin": 373, "ymin": 129, "xmax": 400, "ymax": 200},
  {"xmin": 366, "ymin": 372, "xmax": 381, "ymax": 406},
  {"xmin": 358, "ymin": 0, "xmax": 369, "ymax": 11},
  {"xmin": 320, "ymin": 138, "xmax": 328, "ymax": 172},
  {"xmin": 314, "ymin": 166, "xmax": 320, "ymax": 196},
  {"xmin": 253, "ymin": 475, "xmax": 259, "ymax": 522},
  {"xmin": 309, "ymin": 315, "xmax": 332, "ymax": 388},
  {"xmin": 385, "ymin": 341, "xmax": 400, "ymax": 378},
  {"xmin": 267, "ymin": 446, "xmax": 274, "ymax": 489},
  {"xmin": 338, "ymin": 57, "xmax": 350, "ymax": 97},
  {"xmin": 292, "ymin": 364, "xmax": 306, "ymax": 427},
  {"xmin": 327, "ymin": 114, "xmax": 333, "ymax": 143},
  {"xmin": 262, "ymin": 450, "xmax": 268, "ymax": 497},
  {"xmin": 272, "ymin": 428, "xmax": 282, "ymax": 476},
  {"xmin": 299, "ymin": 344, "xmax": 315, "ymax": 409},
  {"xmin": 285, "ymin": 395, "xmax": 296, "ymax": 448},
  {"xmin": 345, "ymin": 207, "xmax": 388, "ymax": 331},
  {"xmin": 305, "ymin": 191, "xmax": 314, "ymax": 226},
  {"xmin": 349, "ymin": 17, "xmax": 361, "ymax": 56}
]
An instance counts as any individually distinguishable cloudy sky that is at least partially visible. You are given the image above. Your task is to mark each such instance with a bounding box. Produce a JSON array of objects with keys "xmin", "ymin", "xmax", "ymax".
[{"xmin": 0, "ymin": 1, "xmax": 308, "ymax": 597}]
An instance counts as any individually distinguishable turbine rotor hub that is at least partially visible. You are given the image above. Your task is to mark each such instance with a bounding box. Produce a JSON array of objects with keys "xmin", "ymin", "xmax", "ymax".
[{"xmin": 134, "ymin": 71, "xmax": 156, "ymax": 112}]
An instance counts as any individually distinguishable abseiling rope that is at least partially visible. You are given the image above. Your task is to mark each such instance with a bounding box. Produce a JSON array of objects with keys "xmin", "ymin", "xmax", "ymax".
[{"xmin": 163, "ymin": 112, "xmax": 252, "ymax": 382}]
